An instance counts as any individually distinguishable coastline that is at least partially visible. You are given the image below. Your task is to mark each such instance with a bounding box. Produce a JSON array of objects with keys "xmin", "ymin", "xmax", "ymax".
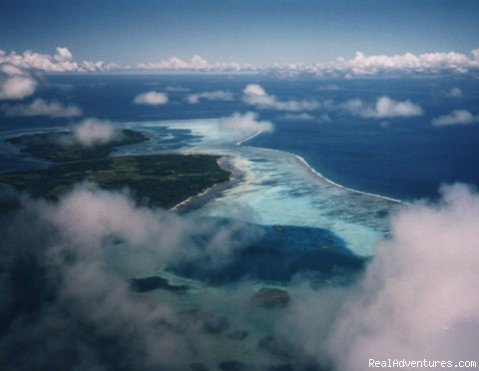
[
  {"xmin": 236, "ymin": 131, "xmax": 406, "ymax": 206},
  {"xmin": 169, "ymin": 129, "xmax": 263, "ymax": 213},
  {"xmin": 170, "ymin": 155, "xmax": 245, "ymax": 213},
  {"xmin": 171, "ymin": 127, "xmax": 406, "ymax": 214}
]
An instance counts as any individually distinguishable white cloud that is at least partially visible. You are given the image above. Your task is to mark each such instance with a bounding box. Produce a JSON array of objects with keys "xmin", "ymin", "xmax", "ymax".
[
  {"xmin": 0, "ymin": 183, "xmax": 261, "ymax": 369},
  {"xmin": 71, "ymin": 118, "xmax": 120, "ymax": 146},
  {"xmin": 137, "ymin": 55, "xmax": 255, "ymax": 72},
  {"xmin": 342, "ymin": 96, "xmax": 424, "ymax": 119},
  {"xmin": 274, "ymin": 49, "xmax": 479, "ymax": 77},
  {"xmin": 0, "ymin": 64, "xmax": 37, "ymax": 100},
  {"xmin": 186, "ymin": 90, "xmax": 234, "ymax": 104},
  {"xmin": 0, "ymin": 73, "xmax": 37, "ymax": 100},
  {"xmin": 3, "ymin": 47, "xmax": 479, "ymax": 77},
  {"xmin": 133, "ymin": 91, "xmax": 169, "ymax": 106},
  {"xmin": 0, "ymin": 47, "xmax": 120, "ymax": 100},
  {"xmin": 0, "ymin": 47, "xmax": 119, "ymax": 73},
  {"xmin": 432, "ymin": 110, "xmax": 479, "ymax": 127},
  {"xmin": 243, "ymin": 84, "xmax": 321, "ymax": 111},
  {"xmin": 54, "ymin": 47, "xmax": 74, "ymax": 62},
  {"xmin": 1, "ymin": 98, "xmax": 82, "ymax": 118},
  {"xmin": 287, "ymin": 184, "xmax": 479, "ymax": 370},
  {"xmin": 445, "ymin": 87, "xmax": 463, "ymax": 98},
  {"xmin": 218, "ymin": 111, "xmax": 274, "ymax": 134}
]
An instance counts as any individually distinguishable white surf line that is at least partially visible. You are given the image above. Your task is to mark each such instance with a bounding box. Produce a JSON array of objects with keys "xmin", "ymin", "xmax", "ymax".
[
  {"xmin": 235, "ymin": 130, "xmax": 263, "ymax": 146},
  {"xmin": 170, "ymin": 156, "xmax": 237, "ymax": 211},
  {"xmin": 170, "ymin": 185, "xmax": 214, "ymax": 211},
  {"xmin": 288, "ymin": 151, "xmax": 407, "ymax": 205},
  {"xmin": 131, "ymin": 121, "xmax": 408, "ymax": 206},
  {"xmin": 236, "ymin": 130, "xmax": 407, "ymax": 205}
]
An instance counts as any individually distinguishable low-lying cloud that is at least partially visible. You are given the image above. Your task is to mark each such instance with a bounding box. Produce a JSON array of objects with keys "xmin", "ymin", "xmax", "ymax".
[
  {"xmin": 3, "ymin": 47, "xmax": 479, "ymax": 77},
  {"xmin": 342, "ymin": 96, "xmax": 424, "ymax": 119},
  {"xmin": 432, "ymin": 110, "xmax": 479, "ymax": 127},
  {"xmin": 218, "ymin": 111, "xmax": 274, "ymax": 135},
  {"xmin": 0, "ymin": 64, "xmax": 37, "ymax": 100},
  {"xmin": 1, "ymin": 98, "xmax": 82, "ymax": 118},
  {"xmin": 243, "ymin": 84, "xmax": 321, "ymax": 112},
  {"xmin": 0, "ymin": 184, "xmax": 260, "ymax": 370},
  {"xmin": 273, "ymin": 49, "xmax": 479, "ymax": 77},
  {"xmin": 137, "ymin": 55, "xmax": 255, "ymax": 72},
  {"xmin": 71, "ymin": 118, "xmax": 120, "ymax": 146},
  {"xmin": 0, "ymin": 47, "xmax": 119, "ymax": 73},
  {"xmin": 133, "ymin": 91, "xmax": 169, "ymax": 106},
  {"xmin": 186, "ymin": 90, "xmax": 234, "ymax": 104},
  {"xmin": 286, "ymin": 184, "xmax": 479, "ymax": 370}
]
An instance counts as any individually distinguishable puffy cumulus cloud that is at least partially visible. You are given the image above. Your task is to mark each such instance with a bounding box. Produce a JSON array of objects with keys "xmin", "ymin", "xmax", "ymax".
[
  {"xmin": 133, "ymin": 91, "xmax": 169, "ymax": 106},
  {"xmin": 273, "ymin": 49, "xmax": 479, "ymax": 77},
  {"xmin": 1, "ymin": 98, "xmax": 82, "ymax": 118},
  {"xmin": 0, "ymin": 47, "xmax": 119, "ymax": 73},
  {"xmin": 0, "ymin": 184, "xmax": 260, "ymax": 370},
  {"xmin": 0, "ymin": 65, "xmax": 37, "ymax": 100},
  {"xmin": 0, "ymin": 47, "xmax": 119, "ymax": 101},
  {"xmin": 71, "ymin": 118, "xmax": 120, "ymax": 146},
  {"xmin": 341, "ymin": 96, "xmax": 424, "ymax": 119},
  {"xmin": 186, "ymin": 90, "xmax": 234, "ymax": 104},
  {"xmin": 54, "ymin": 47, "xmax": 73, "ymax": 62},
  {"xmin": 218, "ymin": 111, "xmax": 274, "ymax": 135},
  {"xmin": 432, "ymin": 110, "xmax": 479, "ymax": 127},
  {"xmin": 137, "ymin": 55, "xmax": 256, "ymax": 72},
  {"xmin": 286, "ymin": 184, "xmax": 479, "ymax": 370},
  {"xmin": 243, "ymin": 84, "xmax": 321, "ymax": 112}
]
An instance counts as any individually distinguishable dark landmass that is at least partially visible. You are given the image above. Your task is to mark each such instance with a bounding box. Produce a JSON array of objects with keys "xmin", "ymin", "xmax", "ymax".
[
  {"xmin": 252, "ymin": 288, "xmax": 291, "ymax": 309},
  {"xmin": 5, "ymin": 129, "xmax": 148, "ymax": 162},
  {"xmin": 129, "ymin": 276, "xmax": 189, "ymax": 293},
  {"xmin": 2, "ymin": 129, "xmax": 230, "ymax": 209},
  {"xmin": 0, "ymin": 154, "xmax": 230, "ymax": 209}
]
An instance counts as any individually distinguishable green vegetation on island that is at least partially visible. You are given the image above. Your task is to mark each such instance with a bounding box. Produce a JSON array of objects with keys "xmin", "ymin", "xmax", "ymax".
[
  {"xmin": 6, "ymin": 129, "xmax": 148, "ymax": 162},
  {"xmin": 1, "ymin": 131, "xmax": 231, "ymax": 209}
]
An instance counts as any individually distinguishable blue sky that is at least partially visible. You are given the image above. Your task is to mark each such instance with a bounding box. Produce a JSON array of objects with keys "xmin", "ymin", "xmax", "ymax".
[{"xmin": 1, "ymin": 0, "xmax": 479, "ymax": 65}]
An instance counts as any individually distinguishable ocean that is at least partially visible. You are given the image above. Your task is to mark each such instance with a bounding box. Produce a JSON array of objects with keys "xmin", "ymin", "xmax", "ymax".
[
  {"xmin": 3, "ymin": 74, "xmax": 478, "ymax": 201},
  {"xmin": 2, "ymin": 74, "xmax": 479, "ymax": 369}
]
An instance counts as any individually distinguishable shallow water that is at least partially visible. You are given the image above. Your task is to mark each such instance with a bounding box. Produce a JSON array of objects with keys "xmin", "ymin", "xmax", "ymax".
[
  {"xmin": 121, "ymin": 119, "xmax": 397, "ymax": 257},
  {"xmin": 1, "ymin": 117, "xmax": 395, "ymax": 369}
]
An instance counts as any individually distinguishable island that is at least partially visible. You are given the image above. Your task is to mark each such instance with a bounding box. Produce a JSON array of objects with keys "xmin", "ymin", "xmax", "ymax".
[
  {"xmin": 5, "ymin": 129, "xmax": 148, "ymax": 162},
  {"xmin": 1, "ymin": 131, "xmax": 231, "ymax": 209}
]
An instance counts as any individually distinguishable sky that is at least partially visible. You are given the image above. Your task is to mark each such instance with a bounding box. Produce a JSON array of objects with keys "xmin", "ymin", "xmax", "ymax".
[{"xmin": 1, "ymin": 0, "xmax": 479, "ymax": 66}]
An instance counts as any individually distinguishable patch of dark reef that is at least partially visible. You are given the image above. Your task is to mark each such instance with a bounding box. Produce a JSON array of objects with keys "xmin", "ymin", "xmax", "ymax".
[
  {"xmin": 129, "ymin": 276, "xmax": 189, "ymax": 293},
  {"xmin": 168, "ymin": 224, "xmax": 366, "ymax": 285}
]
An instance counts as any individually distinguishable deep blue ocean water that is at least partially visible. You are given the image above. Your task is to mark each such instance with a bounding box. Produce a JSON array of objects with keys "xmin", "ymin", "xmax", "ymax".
[
  {"xmin": 2, "ymin": 74, "xmax": 479, "ymax": 368},
  {"xmin": 2, "ymin": 74, "xmax": 479, "ymax": 201}
]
